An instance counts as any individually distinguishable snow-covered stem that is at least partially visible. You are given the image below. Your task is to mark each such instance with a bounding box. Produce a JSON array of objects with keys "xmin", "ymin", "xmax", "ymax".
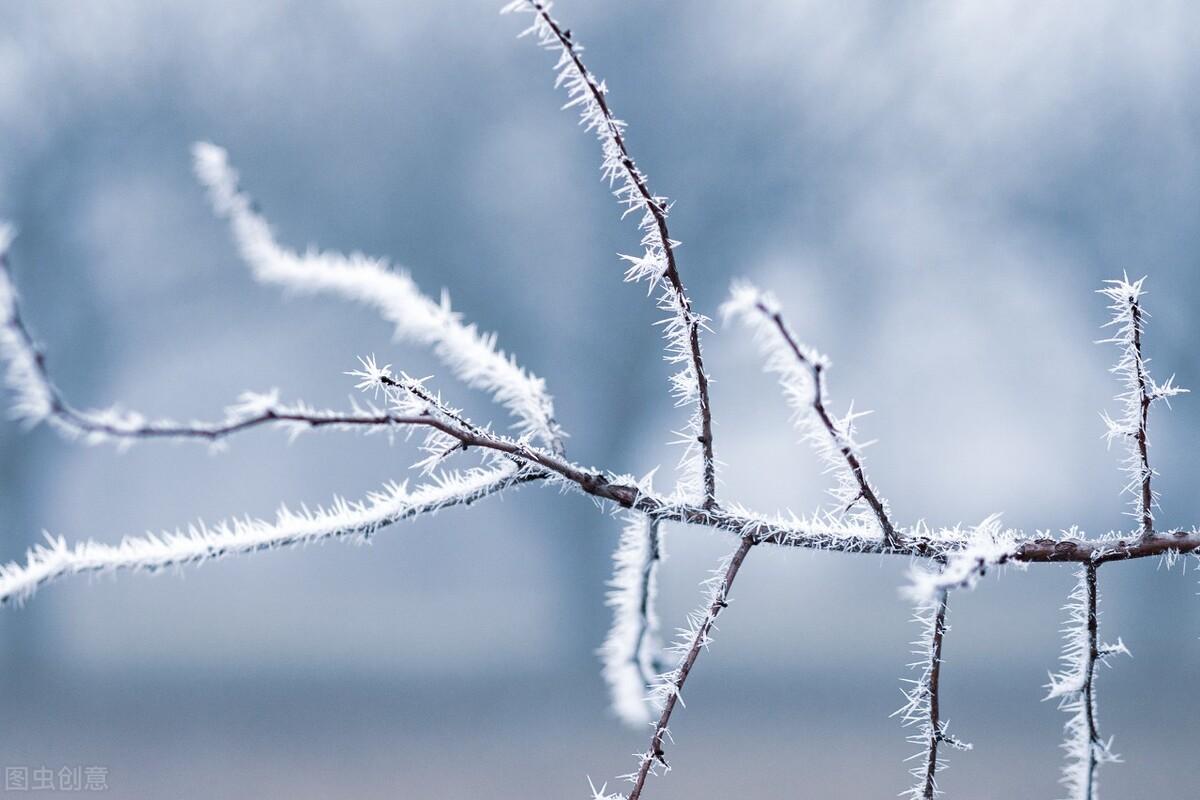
[
  {"xmin": 601, "ymin": 512, "xmax": 665, "ymax": 727},
  {"xmin": 896, "ymin": 586, "xmax": 971, "ymax": 800},
  {"xmin": 192, "ymin": 142, "xmax": 566, "ymax": 454},
  {"xmin": 722, "ymin": 283, "xmax": 897, "ymax": 546},
  {"xmin": 1098, "ymin": 277, "xmax": 1187, "ymax": 540},
  {"xmin": 1045, "ymin": 563, "xmax": 1128, "ymax": 800},
  {"xmin": 502, "ymin": 0, "xmax": 716, "ymax": 506},
  {"xmin": 0, "ymin": 464, "xmax": 532, "ymax": 606},
  {"xmin": 623, "ymin": 536, "xmax": 754, "ymax": 800}
]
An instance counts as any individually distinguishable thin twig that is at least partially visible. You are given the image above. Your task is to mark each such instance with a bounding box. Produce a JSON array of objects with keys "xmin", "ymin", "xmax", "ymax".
[
  {"xmin": 912, "ymin": 590, "xmax": 957, "ymax": 799},
  {"xmin": 756, "ymin": 298, "xmax": 898, "ymax": 546},
  {"xmin": 921, "ymin": 592, "xmax": 949, "ymax": 799},
  {"xmin": 1129, "ymin": 297, "xmax": 1154, "ymax": 538},
  {"xmin": 1046, "ymin": 562, "xmax": 1126, "ymax": 800},
  {"xmin": 0, "ymin": 257, "xmax": 409, "ymax": 445},
  {"xmin": 513, "ymin": 0, "xmax": 717, "ymax": 506},
  {"xmin": 1081, "ymin": 564, "xmax": 1103, "ymax": 798},
  {"xmin": 627, "ymin": 536, "xmax": 755, "ymax": 800}
]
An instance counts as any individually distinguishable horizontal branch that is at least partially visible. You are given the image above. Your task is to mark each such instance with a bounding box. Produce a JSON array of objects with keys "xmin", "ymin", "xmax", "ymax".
[
  {"xmin": 3, "ymin": 365, "xmax": 1195, "ymax": 605},
  {"xmin": 0, "ymin": 228, "xmax": 423, "ymax": 448},
  {"xmin": 0, "ymin": 464, "xmax": 541, "ymax": 606}
]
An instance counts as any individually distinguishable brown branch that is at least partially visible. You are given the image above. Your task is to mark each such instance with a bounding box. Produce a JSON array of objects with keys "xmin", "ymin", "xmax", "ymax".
[
  {"xmin": 519, "ymin": 0, "xmax": 717, "ymax": 507},
  {"xmin": 627, "ymin": 536, "xmax": 755, "ymax": 800},
  {"xmin": 756, "ymin": 299, "xmax": 899, "ymax": 547},
  {"xmin": 332, "ymin": 400, "xmax": 1200, "ymax": 566}
]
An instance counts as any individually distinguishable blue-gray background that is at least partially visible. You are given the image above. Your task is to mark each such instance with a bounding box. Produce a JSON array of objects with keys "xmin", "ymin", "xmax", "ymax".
[{"xmin": 1, "ymin": 1, "xmax": 1198, "ymax": 797}]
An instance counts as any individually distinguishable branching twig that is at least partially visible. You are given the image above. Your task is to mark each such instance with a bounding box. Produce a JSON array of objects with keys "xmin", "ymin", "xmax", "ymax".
[
  {"xmin": 503, "ymin": 0, "xmax": 717, "ymax": 506},
  {"xmin": 193, "ymin": 143, "xmax": 567, "ymax": 455},
  {"xmin": 0, "ymin": 9, "xmax": 1197, "ymax": 800},
  {"xmin": 1, "ymin": 235, "xmax": 411, "ymax": 446},
  {"xmin": 723, "ymin": 283, "xmax": 897, "ymax": 546}
]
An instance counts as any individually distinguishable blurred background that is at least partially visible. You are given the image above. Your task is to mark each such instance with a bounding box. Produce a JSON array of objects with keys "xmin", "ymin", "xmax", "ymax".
[{"xmin": 1, "ymin": 1, "xmax": 1199, "ymax": 797}]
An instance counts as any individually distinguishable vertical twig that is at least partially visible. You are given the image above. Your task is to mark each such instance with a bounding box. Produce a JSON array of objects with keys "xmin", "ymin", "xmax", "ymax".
[
  {"xmin": 1080, "ymin": 564, "xmax": 1102, "ymax": 798},
  {"xmin": 1128, "ymin": 299, "xmax": 1154, "ymax": 538},
  {"xmin": 507, "ymin": 0, "xmax": 717, "ymax": 506},
  {"xmin": 1099, "ymin": 277, "xmax": 1186, "ymax": 541},
  {"xmin": 919, "ymin": 591, "xmax": 949, "ymax": 799},
  {"xmin": 1046, "ymin": 562, "xmax": 1128, "ymax": 800},
  {"xmin": 898, "ymin": 584, "xmax": 969, "ymax": 800}
]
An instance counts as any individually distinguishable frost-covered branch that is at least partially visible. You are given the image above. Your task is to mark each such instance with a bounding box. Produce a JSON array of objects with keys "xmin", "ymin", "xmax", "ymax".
[
  {"xmin": 722, "ymin": 283, "xmax": 897, "ymax": 546},
  {"xmin": 1044, "ymin": 563, "xmax": 1129, "ymax": 800},
  {"xmin": 895, "ymin": 585, "xmax": 971, "ymax": 800},
  {"xmin": 620, "ymin": 536, "xmax": 754, "ymax": 800},
  {"xmin": 502, "ymin": 0, "xmax": 717, "ymax": 506},
  {"xmin": 0, "ymin": 228, "xmax": 434, "ymax": 448},
  {"xmin": 0, "ymin": 463, "xmax": 532, "ymax": 606},
  {"xmin": 1098, "ymin": 277, "xmax": 1187, "ymax": 539},
  {"xmin": 601, "ymin": 511, "xmax": 666, "ymax": 728},
  {"xmin": 192, "ymin": 143, "xmax": 566, "ymax": 454},
  {"xmin": 3, "ymin": 4, "xmax": 1200, "ymax": 794}
]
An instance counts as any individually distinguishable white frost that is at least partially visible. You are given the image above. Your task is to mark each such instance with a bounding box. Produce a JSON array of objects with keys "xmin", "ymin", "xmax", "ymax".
[
  {"xmin": 193, "ymin": 142, "xmax": 564, "ymax": 451},
  {"xmin": 0, "ymin": 464, "xmax": 521, "ymax": 605}
]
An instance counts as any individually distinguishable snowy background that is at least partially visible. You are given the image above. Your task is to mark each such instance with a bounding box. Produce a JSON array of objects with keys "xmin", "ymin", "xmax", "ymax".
[{"xmin": 2, "ymin": 1, "xmax": 1199, "ymax": 797}]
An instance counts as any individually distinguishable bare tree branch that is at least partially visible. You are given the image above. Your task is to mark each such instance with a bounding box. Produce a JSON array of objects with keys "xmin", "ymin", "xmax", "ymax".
[
  {"xmin": 625, "ymin": 536, "xmax": 755, "ymax": 800},
  {"xmin": 723, "ymin": 283, "xmax": 898, "ymax": 546},
  {"xmin": 504, "ymin": 0, "xmax": 717, "ymax": 506},
  {"xmin": 0, "ymin": 9, "xmax": 1197, "ymax": 798},
  {"xmin": 0, "ymin": 236, "xmax": 440, "ymax": 448},
  {"xmin": 193, "ymin": 143, "xmax": 568, "ymax": 455}
]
